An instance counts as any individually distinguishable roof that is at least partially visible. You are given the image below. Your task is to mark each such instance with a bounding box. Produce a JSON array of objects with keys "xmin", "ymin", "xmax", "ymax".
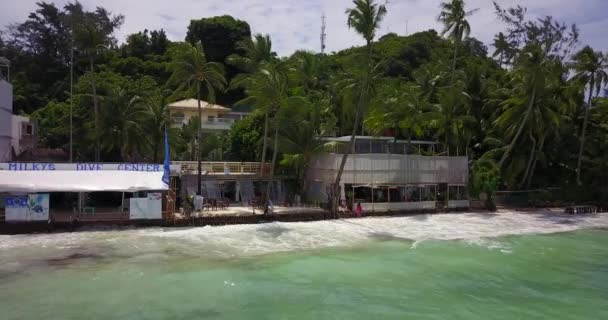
[
  {"xmin": 168, "ymin": 99, "xmax": 231, "ymax": 112},
  {"xmin": 0, "ymin": 162, "xmax": 187, "ymax": 192},
  {"xmin": 321, "ymin": 136, "xmax": 437, "ymax": 145}
]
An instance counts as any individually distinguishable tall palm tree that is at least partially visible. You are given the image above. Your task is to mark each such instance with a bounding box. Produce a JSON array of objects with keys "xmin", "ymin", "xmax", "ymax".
[
  {"xmin": 571, "ymin": 46, "xmax": 608, "ymax": 185},
  {"xmin": 73, "ymin": 16, "xmax": 113, "ymax": 161},
  {"xmin": 142, "ymin": 92, "xmax": 171, "ymax": 162},
  {"xmin": 228, "ymin": 34, "xmax": 276, "ymax": 180},
  {"xmin": 169, "ymin": 41, "xmax": 226, "ymax": 194},
  {"xmin": 227, "ymin": 34, "xmax": 276, "ymax": 74},
  {"xmin": 437, "ymin": 0, "xmax": 477, "ymax": 83},
  {"xmin": 331, "ymin": 0, "xmax": 386, "ymax": 216},
  {"xmin": 365, "ymin": 83, "xmax": 428, "ymax": 144},
  {"xmin": 498, "ymin": 44, "xmax": 551, "ymax": 168},
  {"xmin": 492, "ymin": 32, "xmax": 514, "ymax": 68},
  {"xmin": 291, "ymin": 51, "xmax": 322, "ymax": 94},
  {"xmin": 99, "ymin": 88, "xmax": 145, "ymax": 161},
  {"xmin": 346, "ymin": 0, "xmax": 387, "ymax": 56},
  {"xmin": 180, "ymin": 117, "xmax": 200, "ymax": 161},
  {"xmin": 423, "ymin": 85, "xmax": 476, "ymax": 153},
  {"xmin": 279, "ymin": 119, "xmax": 327, "ymax": 198}
]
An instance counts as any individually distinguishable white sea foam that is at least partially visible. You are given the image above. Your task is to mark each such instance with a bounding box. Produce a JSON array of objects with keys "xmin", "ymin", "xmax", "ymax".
[{"xmin": 1, "ymin": 210, "xmax": 607, "ymax": 261}]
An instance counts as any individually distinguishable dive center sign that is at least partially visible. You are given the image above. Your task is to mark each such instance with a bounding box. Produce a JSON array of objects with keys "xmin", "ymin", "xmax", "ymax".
[{"xmin": 0, "ymin": 163, "xmax": 165, "ymax": 172}]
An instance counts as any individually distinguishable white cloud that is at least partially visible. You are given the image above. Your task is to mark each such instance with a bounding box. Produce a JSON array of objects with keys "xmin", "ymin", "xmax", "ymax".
[{"xmin": 1, "ymin": 0, "xmax": 607, "ymax": 56}]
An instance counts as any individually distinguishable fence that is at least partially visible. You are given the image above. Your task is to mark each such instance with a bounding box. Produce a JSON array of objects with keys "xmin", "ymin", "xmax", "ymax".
[{"xmin": 172, "ymin": 161, "xmax": 272, "ymax": 176}]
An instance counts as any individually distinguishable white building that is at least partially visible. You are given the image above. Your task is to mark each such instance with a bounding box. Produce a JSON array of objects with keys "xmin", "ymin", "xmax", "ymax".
[
  {"xmin": 168, "ymin": 99, "xmax": 250, "ymax": 133},
  {"xmin": 0, "ymin": 79, "xmax": 12, "ymax": 162},
  {"xmin": 305, "ymin": 136, "xmax": 470, "ymax": 212},
  {"xmin": 0, "ymin": 68, "xmax": 36, "ymax": 161},
  {"xmin": 11, "ymin": 115, "xmax": 34, "ymax": 157}
]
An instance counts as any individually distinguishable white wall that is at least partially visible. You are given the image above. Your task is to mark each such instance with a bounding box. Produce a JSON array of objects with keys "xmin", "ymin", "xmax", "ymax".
[
  {"xmin": 11, "ymin": 115, "xmax": 31, "ymax": 155},
  {"xmin": 307, "ymin": 153, "xmax": 469, "ymax": 185},
  {"xmin": 361, "ymin": 201, "xmax": 437, "ymax": 212},
  {"xmin": 448, "ymin": 200, "xmax": 470, "ymax": 209},
  {"xmin": 0, "ymin": 80, "xmax": 13, "ymax": 161}
]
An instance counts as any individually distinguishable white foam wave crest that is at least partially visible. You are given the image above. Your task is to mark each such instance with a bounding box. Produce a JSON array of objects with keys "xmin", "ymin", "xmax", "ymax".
[{"xmin": 1, "ymin": 210, "xmax": 607, "ymax": 260}]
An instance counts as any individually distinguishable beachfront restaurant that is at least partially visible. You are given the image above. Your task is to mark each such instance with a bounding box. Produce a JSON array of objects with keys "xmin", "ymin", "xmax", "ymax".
[
  {"xmin": 304, "ymin": 136, "xmax": 470, "ymax": 212},
  {"xmin": 0, "ymin": 162, "xmax": 180, "ymax": 223}
]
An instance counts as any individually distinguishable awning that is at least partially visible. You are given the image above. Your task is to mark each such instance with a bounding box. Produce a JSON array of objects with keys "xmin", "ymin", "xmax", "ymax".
[{"xmin": 0, "ymin": 170, "xmax": 167, "ymax": 193}]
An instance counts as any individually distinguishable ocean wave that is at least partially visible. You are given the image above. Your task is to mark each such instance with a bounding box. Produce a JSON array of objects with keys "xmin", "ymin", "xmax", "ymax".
[{"xmin": 1, "ymin": 211, "xmax": 607, "ymax": 260}]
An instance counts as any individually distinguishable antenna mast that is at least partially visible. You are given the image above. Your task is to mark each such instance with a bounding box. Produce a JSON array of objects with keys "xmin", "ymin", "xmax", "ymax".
[{"xmin": 320, "ymin": 14, "xmax": 326, "ymax": 54}]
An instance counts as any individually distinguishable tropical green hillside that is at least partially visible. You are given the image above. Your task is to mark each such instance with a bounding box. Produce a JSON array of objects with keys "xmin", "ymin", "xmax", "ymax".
[{"xmin": 1, "ymin": 0, "xmax": 607, "ymax": 202}]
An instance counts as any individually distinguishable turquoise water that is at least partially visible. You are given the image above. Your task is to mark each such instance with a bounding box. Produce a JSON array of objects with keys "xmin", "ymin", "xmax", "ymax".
[{"xmin": 1, "ymin": 212, "xmax": 608, "ymax": 319}]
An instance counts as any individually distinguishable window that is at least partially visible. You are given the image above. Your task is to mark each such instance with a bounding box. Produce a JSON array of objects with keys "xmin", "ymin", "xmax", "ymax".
[
  {"xmin": 172, "ymin": 112, "xmax": 185, "ymax": 125},
  {"xmin": 21, "ymin": 123, "xmax": 33, "ymax": 136},
  {"xmin": 207, "ymin": 115, "xmax": 215, "ymax": 123}
]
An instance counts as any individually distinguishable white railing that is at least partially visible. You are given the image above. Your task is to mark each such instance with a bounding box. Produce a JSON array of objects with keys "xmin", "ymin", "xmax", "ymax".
[{"xmin": 172, "ymin": 161, "xmax": 272, "ymax": 176}]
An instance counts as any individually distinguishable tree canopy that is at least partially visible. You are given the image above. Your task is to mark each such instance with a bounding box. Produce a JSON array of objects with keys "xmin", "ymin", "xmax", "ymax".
[{"xmin": 2, "ymin": 0, "xmax": 608, "ymax": 203}]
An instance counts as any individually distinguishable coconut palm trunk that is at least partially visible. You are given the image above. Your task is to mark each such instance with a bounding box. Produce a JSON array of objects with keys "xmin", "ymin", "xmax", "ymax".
[
  {"xmin": 499, "ymin": 85, "xmax": 536, "ymax": 167},
  {"xmin": 259, "ymin": 110, "xmax": 270, "ymax": 200},
  {"xmin": 332, "ymin": 108, "xmax": 361, "ymax": 217},
  {"xmin": 265, "ymin": 115, "xmax": 281, "ymax": 213},
  {"xmin": 197, "ymin": 84, "xmax": 202, "ymax": 195},
  {"xmin": 526, "ymin": 132, "xmax": 546, "ymax": 189},
  {"xmin": 576, "ymin": 78, "xmax": 594, "ymax": 186},
  {"xmin": 89, "ymin": 56, "xmax": 100, "ymax": 161},
  {"xmin": 520, "ymin": 131, "xmax": 537, "ymax": 188},
  {"xmin": 450, "ymin": 38, "xmax": 459, "ymax": 84}
]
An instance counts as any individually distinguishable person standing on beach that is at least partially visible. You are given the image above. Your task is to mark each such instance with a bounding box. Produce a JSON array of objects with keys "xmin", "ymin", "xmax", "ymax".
[{"xmin": 355, "ymin": 202, "xmax": 363, "ymax": 217}]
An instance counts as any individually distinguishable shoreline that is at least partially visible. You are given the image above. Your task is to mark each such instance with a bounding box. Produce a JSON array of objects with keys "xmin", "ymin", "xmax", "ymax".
[{"xmin": 0, "ymin": 207, "xmax": 593, "ymax": 235}]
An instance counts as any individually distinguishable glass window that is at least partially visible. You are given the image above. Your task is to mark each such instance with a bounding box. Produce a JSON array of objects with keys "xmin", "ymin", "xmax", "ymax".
[
  {"xmin": 172, "ymin": 112, "xmax": 185, "ymax": 125},
  {"xmin": 403, "ymin": 186, "xmax": 419, "ymax": 202},
  {"xmin": 420, "ymin": 185, "xmax": 436, "ymax": 201},
  {"xmin": 372, "ymin": 187, "xmax": 388, "ymax": 203},
  {"xmin": 353, "ymin": 186, "xmax": 372, "ymax": 203}
]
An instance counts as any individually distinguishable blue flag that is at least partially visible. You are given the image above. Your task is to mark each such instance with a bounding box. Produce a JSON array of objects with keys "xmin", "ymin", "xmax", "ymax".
[{"xmin": 162, "ymin": 127, "xmax": 170, "ymax": 187}]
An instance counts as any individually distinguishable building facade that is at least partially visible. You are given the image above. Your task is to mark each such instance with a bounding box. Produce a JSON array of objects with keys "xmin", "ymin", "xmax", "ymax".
[
  {"xmin": 168, "ymin": 99, "xmax": 250, "ymax": 133},
  {"xmin": 305, "ymin": 136, "xmax": 470, "ymax": 212},
  {"xmin": 0, "ymin": 79, "xmax": 12, "ymax": 162}
]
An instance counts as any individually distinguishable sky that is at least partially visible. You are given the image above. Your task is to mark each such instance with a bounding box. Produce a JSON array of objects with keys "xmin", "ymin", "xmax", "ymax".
[{"xmin": 1, "ymin": 0, "xmax": 607, "ymax": 57}]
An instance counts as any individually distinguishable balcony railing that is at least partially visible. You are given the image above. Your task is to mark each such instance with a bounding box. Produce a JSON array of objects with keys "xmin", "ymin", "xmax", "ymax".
[{"xmin": 172, "ymin": 161, "xmax": 272, "ymax": 176}]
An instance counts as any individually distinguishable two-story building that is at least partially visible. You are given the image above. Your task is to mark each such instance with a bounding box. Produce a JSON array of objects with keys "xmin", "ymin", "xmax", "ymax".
[
  {"xmin": 168, "ymin": 99, "xmax": 250, "ymax": 133},
  {"xmin": 0, "ymin": 58, "xmax": 11, "ymax": 162},
  {"xmin": 305, "ymin": 136, "xmax": 470, "ymax": 212},
  {"xmin": 0, "ymin": 59, "xmax": 36, "ymax": 162}
]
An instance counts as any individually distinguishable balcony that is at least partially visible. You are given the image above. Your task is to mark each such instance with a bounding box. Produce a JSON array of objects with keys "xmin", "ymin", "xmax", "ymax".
[
  {"xmin": 201, "ymin": 118, "xmax": 234, "ymax": 131},
  {"xmin": 172, "ymin": 161, "xmax": 273, "ymax": 178}
]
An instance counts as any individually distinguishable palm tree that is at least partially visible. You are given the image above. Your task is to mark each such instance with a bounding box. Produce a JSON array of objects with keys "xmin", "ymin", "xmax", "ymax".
[
  {"xmin": 365, "ymin": 83, "xmax": 428, "ymax": 144},
  {"xmin": 290, "ymin": 51, "xmax": 322, "ymax": 94},
  {"xmin": 437, "ymin": 0, "xmax": 477, "ymax": 82},
  {"xmin": 227, "ymin": 34, "xmax": 276, "ymax": 74},
  {"xmin": 279, "ymin": 109, "xmax": 327, "ymax": 199},
  {"xmin": 180, "ymin": 117, "xmax": 200, "ymax": 161},
  {"xmin": 498, "ymin": 44, "xmax": 551, "ymax": 168},
  {"xmin": 423, "ymin": 85, "xmax": 476, "ymax": 154},
  {"xmin": 73, "ymin": 15, "xmax": 115, "ymax": 161},
  {"xmin": 99, "ymin": 88, "xmax": 146, "ymax": 161},
  {"xmin": 492, "ymin": 32, "xmax": 514, "ymax": 68},
  {"xmin": 141, "ymin": 92, "xmax": 171, "ymax": 162},
  {"xmin": 571, "ymin": 46, "xmax": 608, "ymax": 185},
  {"xmin": 330, "ymin": 0, "xmax": 386, "ymax": 216},
  {"xmin": 169, "ymin": 41, "xmax": 226, "ymax": 194},
  {"xmin": 346, "ymin": 0, "xmax": 387, "ymax": 56},
  {"xmin": 228, "ymin": 34, "xmax": 276, "ymax": 180}
]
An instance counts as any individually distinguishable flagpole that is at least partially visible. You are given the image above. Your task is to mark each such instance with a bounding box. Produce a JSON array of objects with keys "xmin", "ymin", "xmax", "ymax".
[{"xmin": 69, "ymin": 21, "xmax": 74, "ymax": 162}]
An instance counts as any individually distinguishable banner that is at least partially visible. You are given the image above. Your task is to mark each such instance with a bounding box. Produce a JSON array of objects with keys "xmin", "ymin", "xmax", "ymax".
[
  {"xmin": 5, "ymin": 196, "xmax": 28, "ymax": 221},
  {"xmin": 5, "ymin": 193, "xmax": 49, "ymax": 221},
  {"xmin": 27, "ymin": 193, "xmax": 50, "ymax": 221},
  {"xmin": 129, "ymin": 193, "xmax": 162, "ymax": 220}
]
